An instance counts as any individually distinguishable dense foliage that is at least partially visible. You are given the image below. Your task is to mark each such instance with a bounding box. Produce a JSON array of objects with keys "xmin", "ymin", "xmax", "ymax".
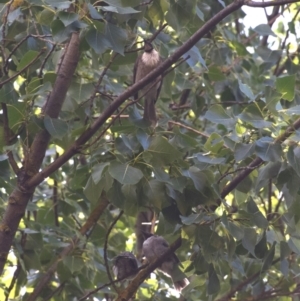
[{"xmin": 1, "ymin": 0, "xmax": 300, "ymax": 300}]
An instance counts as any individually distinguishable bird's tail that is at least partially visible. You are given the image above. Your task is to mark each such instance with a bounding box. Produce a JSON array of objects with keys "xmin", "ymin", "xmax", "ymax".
[
  {"xmin": 170, "ymin": 264, "xmax": 190, "ymax": 292},
  {"xmin": 143, "ymin": 96, "xmax": 157, "ymax": 127},
  {"xmin": 174, "ymin": 278, "xmax": 189, "ymax": 292}
]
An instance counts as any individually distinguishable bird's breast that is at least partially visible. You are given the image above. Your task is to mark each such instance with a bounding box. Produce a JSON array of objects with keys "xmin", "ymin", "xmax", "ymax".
[{"xmin": 141, "ymin": 51, "xmax": 161, "ymax": 67}]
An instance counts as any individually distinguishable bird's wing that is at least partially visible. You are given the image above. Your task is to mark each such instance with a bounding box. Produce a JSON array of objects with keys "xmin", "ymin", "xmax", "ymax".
[
  {"xmin": 154, "ymin": 57, "xmax": 164, "ymax": 103},
  {"xmin": 133, "ymin": 55, "xmax": 140, "ymax": 100}
]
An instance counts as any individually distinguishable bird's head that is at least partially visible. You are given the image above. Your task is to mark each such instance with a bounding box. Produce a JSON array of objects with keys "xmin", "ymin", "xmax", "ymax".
[{"xmin": 144, "ymin": 39, "xmax": 154, "ymax": 53}]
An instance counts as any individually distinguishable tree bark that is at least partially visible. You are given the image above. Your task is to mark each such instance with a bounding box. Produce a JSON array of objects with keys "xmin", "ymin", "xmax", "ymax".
[{"xmin": 0, "ymin": 32, "xmax": 80, "ymax": 274}]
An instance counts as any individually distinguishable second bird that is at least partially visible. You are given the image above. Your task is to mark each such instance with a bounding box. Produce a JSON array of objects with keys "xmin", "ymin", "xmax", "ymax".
[{"xmin": 133, "ymin": 40, "xmax": 163, "ymax": 127}]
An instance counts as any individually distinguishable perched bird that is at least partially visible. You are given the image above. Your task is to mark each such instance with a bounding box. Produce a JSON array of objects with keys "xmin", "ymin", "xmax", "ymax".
[
  {"xmin": 133, "ymin": 39, "xmax": 163, "ymax": 127},
  {"xmin": 112, "ymin": 251, "xmax": 139, "ymax": 281},
  {"xmin": 142, "ymin": 234, "xmax": 189, "ymax": 292}
]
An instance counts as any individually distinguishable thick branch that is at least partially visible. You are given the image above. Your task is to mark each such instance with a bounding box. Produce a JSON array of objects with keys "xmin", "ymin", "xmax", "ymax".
[
  {"xmin": 246, "ymin": 0, "xmax": 300, "ymax": 7},
  {"xmin": 115, "ymin": 237, "xmax": 182, "ymax": 301},
  {"xmin": 0, "ymin": 32, "xmax": 80, "ymax": 275},
  {"xmin": 221, "ymin": 117, "xmax": 300, "ymax": 198},
  {"xmin": 25, "ymin": 196, "xmax": 109, "ymax": 301},
  {"xmin": 25, "ymin": 0, "xmax": 245, "ymax": 189}
]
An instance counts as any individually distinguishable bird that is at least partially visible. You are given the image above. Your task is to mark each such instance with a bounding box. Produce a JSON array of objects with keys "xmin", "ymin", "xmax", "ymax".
[
  {"xmin": 142, "ymin": 234, "xmax": 189, "ymax": 292},
  {"xmin": 112, "ymin": 251, "xmax": 139, "ymax": 281},
  {"xmin": 133, "ymin": 39, "xmax": 163, "ymax": 127}
]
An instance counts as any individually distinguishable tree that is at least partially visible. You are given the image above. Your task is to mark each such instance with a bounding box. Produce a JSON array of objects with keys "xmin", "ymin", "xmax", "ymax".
[{"xmin": 0, "ymin": 0, "xmax": 300, "ymax": 300}]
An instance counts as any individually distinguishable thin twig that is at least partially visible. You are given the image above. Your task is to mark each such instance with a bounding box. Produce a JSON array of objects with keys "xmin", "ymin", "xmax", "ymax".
[
  {"xmin": 1, "ymin": 0, "xmax": 14, "ymax": 70},
  {"xmin": 91, "ymin": 52, "xmax": 119, "ymax": 100},
  {"xmin": 273, "ymin": 8, "xmax": 300, "ymax": 76},
  {"xmin": 168, "ymin": 120, "xmax": 209, "ymax": 138},
  {"xmin": 38, "ymin": 44, "xmax": 56, "ymax": 78},
  {"xmin": 3, "ymin": 34, "xmax": 52, "ymax": 73},
  {"xmin": 78, "ymin": 263, "xmax": 148, "ymax": 301},
  {"xmin": 1, "ymin": 103, "xmax": 20, "ymax": 174},
  {"xmin": 149, "ymin": 23, "xmax": 168, "ymax": 42},
  {"xmin": 103, "ymin": 210, "xmax": 124, "ymax": 294},
  {"xmin": 0, "ymin": 50, "xmax": 46, "ymax": 88}
]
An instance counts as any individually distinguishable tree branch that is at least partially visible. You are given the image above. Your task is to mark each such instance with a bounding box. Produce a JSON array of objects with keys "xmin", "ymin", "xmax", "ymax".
[
  {"xmin": 25, "ymin": 195, "xmax": 109, "ymax": 301},
  {"xmin": 104, "ymin": 210, "xmax": 124, "ymax": 294},
  {"xmin": 246, "ymin": 0, "xmax": 300, "ymax": 7},
  {"xmin": 221, "ymin": 116, "xmax": 300, "ymax": 198},
  {"xmin": 25, "ymin": 0, "xmax": 245, "ymax": 189},
  {"xmin": 0, "ymin": 32, "xmax": 80, "ymax": 275},
  {"xmin": 115, "ymin": 237, "xmax": 182, "ymax": 301}
]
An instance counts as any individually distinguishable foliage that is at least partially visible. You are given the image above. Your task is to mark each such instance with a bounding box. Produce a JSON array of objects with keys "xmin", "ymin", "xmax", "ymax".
[{"xmin": 0, "ymin": 0, "xmax": 300, "ymax": 300}]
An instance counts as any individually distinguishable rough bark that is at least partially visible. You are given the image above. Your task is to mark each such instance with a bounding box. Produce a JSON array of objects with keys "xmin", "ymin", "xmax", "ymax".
[{"xmin": 0, "ymin": 32, "xmax": 80, "ymax": 274}]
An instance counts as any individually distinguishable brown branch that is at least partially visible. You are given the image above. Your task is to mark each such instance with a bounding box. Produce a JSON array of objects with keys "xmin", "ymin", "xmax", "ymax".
[
  {"xmin": 0, "ymin": 50, "xmax": 45, "ymax": 88},
  {"xmin": 168, "ymin": 121, "xmax": 209, "ymax": 138},
  {"xmin": 246, "ymin": 0, "xmax": 300, "ymax": 7},
  {"xmin": 85, "ymin": 52, "xmax": 119, "ymax": 125},
  {"xmin": 25, "ymin": 195, "xmax": 109, "ymax": 301},
  {"xmin": 149, "ymin": 23, "xmax": 168, "ymax": 42},
  {"xmin": 52, "ymin": 153, "xmax": 59, "ymax": 227},
  {"xmin": 221, "ymin": 116, "xmax": 300, "ymax": 199},
  {"xmin": 0, "ymin": 0, "xmax": 14, "ymax": 73},
  {"xmin": 38, "ymin": 44, "xmax": 56, "ymax": 78},
  {"xmin": 4, "ymin": 261, "xmax": 21, "ymax": 301},
  {"xmin": 24, "ymin": 0, "xmax": 245, "ymax": 190},
  {"xmin": 261, "ymin": 5, "xmax": 280, "ymax": 46},
  {"xmin": 0, "ymin": 32, "xmax": 80, "ymax": 275},
  {"xmin": 215, "ymin": 258, "xmax": 280, "ymax": 301},
  {"xmin": 78, "ymin": 263, "xmax": 148, "ymax": 301},
  {"xmin": 1, "ymin": 103, "xmax": 20, "ymax": 174},
  {"xmin": 115, "ymin": 237, "xmax": 182, "ymax": 301},
  {"xmin": 273, "ymin": 8, "xmax": 300, "ymax": 76}
]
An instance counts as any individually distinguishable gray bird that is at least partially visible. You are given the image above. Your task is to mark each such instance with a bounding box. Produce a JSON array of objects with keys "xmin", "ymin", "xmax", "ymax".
[
  {"xmin": 142, "ymin": 235, "xmax": 189, "ymax": 292},
  {"xmin": 133, "ymin": 39, "xmax": 163, "ymax": 127},
  {"xmin": 112, "ymin": 251, "xmax": 139, "ymax": 281}
]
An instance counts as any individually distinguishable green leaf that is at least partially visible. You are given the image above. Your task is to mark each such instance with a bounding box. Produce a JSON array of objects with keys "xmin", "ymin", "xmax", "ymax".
[
  {"xmin": 145, "ymin": 179, "xmax": 166, "ymax": 209},
  {"xmin": 183, "ymin": 167, "xmax": 208, "ymax": 192},
  {"xmin": 234, "ymin": 143, "xmax": 255, "ymax": 161},
  {"xmin": 63, "ymin": 256, "xmax": 85, "ymax": 274},
  {"xmin": 57, "ymin": 11, "xmax": 78, "ymax": 27},
  {"xmin": 255, "ymin": 162, "xmax": 281, "ymax": 193},
  {"xmin": 180, "ymin": 213, "xmax": 205, "ymax": 225},
  {"xmin": 88, "ymin": 4, "xmax": 103, "ymax": 19},
  {"xmin": 261, "ymin": 242, "xmax": 275, "ymax": 273},
  {"xmin": 239, "ymin": 104, "xmax": 272, "ymax": 128},
  {"xmin": 276, "ymin": 75, "xmax": 295, "ymax": 101},
  {"xmin": 44, "ymin": 116, "xmax": 68, "ymax": 139},
  {"xmin": 287, "ymin": 147, "xmax": 300, "ymax": 177},
  {"xmin": 238, "ymin": 80, "xmax": 255, "ymax": 101},
  {"xmin": 242, "ymin": 228, "xmax": 257, "ymax": 256},
  {"xmin": 17, "ymin": 50, "xmax": 39, "ymax": 71},
  {"xmin": 253, "ymin": 24, "xmax": 277, "ymax": 37},
  {"xmin": 85, "ymin": 28, "xmax": 111, "ymax": 54},
  {"xmin": 184, "ymin": 46, "xmax": 207, "ymax": 68},
  {"xmin": 255, "ymin": 137, "xmax": 282, "ymax": 162},
  {"xmin": 227, "ymin": 221, "xmax": 244, "ymax": 241},
  {"xmin": 207, "ymin": 264, "xmax": 220, "ymax": 295},
  {"xmin": 105, "ymin": 23, "xmax": 127, "ymax": 55},
  {"xmin": 84, "ymin": 176, "xmax": 103, "ymax": 204},
  {"xmin": 195, "ymin": 153, "xmax": 225, "ymax": 165},
  {"xmin": 283, "ymin": 105, "xmax": 300, "ymax": 115},
  {"xmin": 204, "ymin": 105, "xmax": 235, "ymax": 127},
  {"xmin": 207, "ymin": 65, "xmax": 225, "ymax": 81},
  {"xmin": 109, "ymin": 161, "xmax": 143, "ymax": 185},
  {"xmin": 204, "ymin": 133, "xmax": 224, "ymax": 153},
  {"xmin": 147, "ymin": 136, "xmax": 182, "ymax": 165},
  {"xmin": 92, "ymin": 163, "xmax": 110, "ymax": 184},
  {"xmin": 288, "ymin": 237, "xmax": 300, "ymax": 255},
  {"xmin": 0, "ymin": 82, "xmax": 18, "ymax": 104}
]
